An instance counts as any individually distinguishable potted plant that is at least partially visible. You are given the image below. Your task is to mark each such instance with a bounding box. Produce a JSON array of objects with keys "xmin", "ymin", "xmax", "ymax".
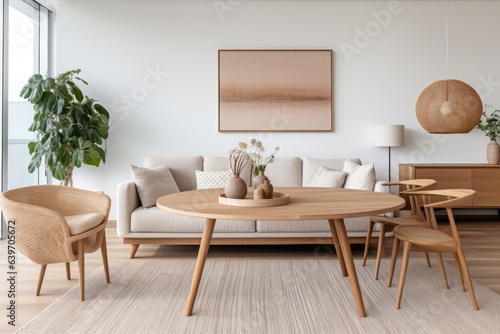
[
  {"xmin": 20, "ymin": 69, "xmax": 110, "ymax": 186},
  {"xmin": 476, "ymin": 105, "xmax": 500, "ymax": 164}
]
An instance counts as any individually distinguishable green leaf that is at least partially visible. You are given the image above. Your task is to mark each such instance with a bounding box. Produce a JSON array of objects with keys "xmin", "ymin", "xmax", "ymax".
[
  {"xmin": 50, "ymin": 164, "xmax": 66, "ymax": 181},
  {"xmin": 72, "ymin": 149, "xmax": 84, "ymax": 168},
  {"xmin": 28, "ymin": 74, "xmax": 43, "ymax": 84},
  {"xmin": 94, "ymin": 146, "xmax": 106, "ymax": 163},
  {"xmin": 83, "ymin": 146, "xmax": 102, "ymax": 167},
  {"xmin": 94, "ymin": 104, "xmax": 110, "ymax": 119},
  {"xmin": 56, "ymin": 98, "xmax": 66, "ymax": 115},
  {"xmin": 30, "ymin": 85, "xmax": 43, "ymax": 103},
  {"xmin": 27, "ymin": 155, "xmax": 42, "ymax": 173},
  {"xmin": 27, "ymin": 141, "xmax": 37, "ymax": 155},
  {"xmin": 72, "ymin": 84, "xmax": 84, "ymax": 103},
  {"xmin": 20, "ymin": 84, "xmax": 31, "ymax": 98},
  {"xmin": 75, "ymin": 76, "xmax": 88, "ymax": 85}
]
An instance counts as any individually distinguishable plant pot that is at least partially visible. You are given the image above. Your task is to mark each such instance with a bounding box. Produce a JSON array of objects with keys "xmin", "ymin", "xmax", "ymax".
[
  {"xmin": 253, "ymin": 170, "xmax": 269, "ymax": 190},
  {"xmin": 486, "ymin": 140, "xmax": 500, "ymax": 164},
  {"xmin": 224, "ymin": 174, "xmax": 247, "ymax": 199}
]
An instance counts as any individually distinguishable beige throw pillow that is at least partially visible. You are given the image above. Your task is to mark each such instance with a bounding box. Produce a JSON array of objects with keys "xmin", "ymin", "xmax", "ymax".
[
  {"xmin": 196, "ymin": 170, "xmax": 232, "ymax": 189},
  {"xmin": 130, "ymin": 165, "xmax": 180, "ymax": 208},
  {"xmin": 342, "ymin": 159, "xmax": 376, "ymax": 191},
  {"xmin": 308, "ymin": 166, "xmax": 346, "ymax": 188}
]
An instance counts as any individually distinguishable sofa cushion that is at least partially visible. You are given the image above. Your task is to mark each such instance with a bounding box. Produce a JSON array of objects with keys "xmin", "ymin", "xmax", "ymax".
[
  {"xmin": 196, "ymin": 170, "xmax": 232, "ymax": 189},
  {"xmin": 308, "ymin": 167, "xmax": 346, "ymax": 188},
  {"xmin": 203, "ymin": 156, "xmax": 252, "ymax": 186},
  {"xmin": 257, "ymin": 157, "xmax": 302, "ymax": 187},
  {"xmin": 131, "ymin": 207, "xmax": 256, "ymax": 233},
  {"xmin": 302, "ymin": 158, "xmax": 361, "ymax": 186},
  {"xmin": 343, "ymin": 159, "xmax": 376, "ymax": 191},
  {"xmin": 145, "ymin": 156, "xmax": 202, "ymax": 191},
  {"xmin": 65, "ymin": 212, "xmax": 104, "ymax": 236},
  {"xmin": 130, "ymin": 165, "xmax": 180, "ymax": 208}
]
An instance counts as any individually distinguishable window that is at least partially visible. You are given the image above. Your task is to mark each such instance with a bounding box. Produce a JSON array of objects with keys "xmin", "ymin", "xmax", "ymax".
[{"xmin": 1, "ymin": 0, "xmax": 51, "ymax": 239}]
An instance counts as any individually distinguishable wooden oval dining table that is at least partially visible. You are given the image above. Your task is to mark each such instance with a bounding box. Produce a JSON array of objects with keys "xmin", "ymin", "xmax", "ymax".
[{"xmin": 157, "ymin": 186, "xmax": 406, "ymax": 318}]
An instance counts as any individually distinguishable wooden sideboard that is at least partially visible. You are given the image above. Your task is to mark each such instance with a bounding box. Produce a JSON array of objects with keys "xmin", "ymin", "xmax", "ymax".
[{"xmin": 399, "ymin": 164, "xmax": 500, "ymax": 208}]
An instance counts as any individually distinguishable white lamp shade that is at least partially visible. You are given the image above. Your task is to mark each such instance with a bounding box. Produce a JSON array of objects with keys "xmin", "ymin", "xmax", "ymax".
[{"xmin": 374, "ymin": 125, "xmax": 405, "ymax": 147}]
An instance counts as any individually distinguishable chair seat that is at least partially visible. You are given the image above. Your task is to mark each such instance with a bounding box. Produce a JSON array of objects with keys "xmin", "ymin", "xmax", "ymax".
[
  {"xmin": 65, "ymin": 213, "xmax": 105, "ymax": 236},
  {"xmin": 393, "ymin": 225, "xmax": 457, "ymax": 252}
]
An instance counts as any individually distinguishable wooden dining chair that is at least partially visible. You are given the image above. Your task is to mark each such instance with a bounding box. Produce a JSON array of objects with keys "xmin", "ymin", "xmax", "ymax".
[
  {"xmin": 362, "ymin": 179, "xmax": 437, "ymax": 280},
  {"xmin": 387, "ymin": 189, "xmax": 478, "ymax": 310}
]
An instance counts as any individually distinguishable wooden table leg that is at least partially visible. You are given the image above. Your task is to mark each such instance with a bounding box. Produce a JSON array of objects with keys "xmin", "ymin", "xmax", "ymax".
[
  {"xmin": 185, "ymin": 218, "xmax": 216, "ymax": 316},
  {"xmin": 334, "ymin": 218, "xmax": 367, "ymax": 317},
  {"xmin": 328, "ymin": 219, "xmax": 347, "ymax": 277}
]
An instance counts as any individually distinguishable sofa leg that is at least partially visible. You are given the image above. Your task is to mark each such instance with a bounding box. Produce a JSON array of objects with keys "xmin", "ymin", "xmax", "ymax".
[{"xmin": 129, "ymin": 244, "xmax": 140, "ymax": 259}]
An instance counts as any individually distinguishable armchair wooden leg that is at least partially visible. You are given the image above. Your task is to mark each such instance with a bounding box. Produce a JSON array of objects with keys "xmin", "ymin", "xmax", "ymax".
[
  {"xmin": 396, "ymin": 241, "xmax": 412, "ymax": 309},
  {"xmin": 374, "ymin": 223, "xmax": 386, "ymax": 280},
  {"xmin": 457, "ymin": 248, "xmax": 479, "ymax": 310},
  {"xmin": 453, "ymin": 253, "xmax": 465, "ymax": 292},
  {"xmin": 78, "ymin": 240, "xmax": 85, "ymax": 301},
  {"xmin": 65, "ymin": 262, "xmax": 71, "ymax": 280},
  {"xmin": 36, "ymin": 265, "xmax": 47, "ymax": 296},
  {"xmin": 129, "ymin": 244, "xmax": 140, "ymax": 259},
  {"xmin": 101, "ymin": 230, "xmax": 110, "ymax": 283},
  {"xmin": 387, "ymin": 237, "xmax": 400, "ymax": 288},
  {"xmin": 424, "ymin": 252, "xmax": 432, "ymax": 267},
  {"xmin": 362, "ymin": 220, "xmax": 375, "ymax": 266},
  {"xmin": 436, "ymin": 252, "xmax": 449, "ymax": 290}
]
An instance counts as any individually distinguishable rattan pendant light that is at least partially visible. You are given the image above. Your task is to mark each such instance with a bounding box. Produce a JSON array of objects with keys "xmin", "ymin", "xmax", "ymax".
[
  {"xmin": 415, "ymin": 0, "xmax": 482, "ymax": 134},
  {"xmin": 416, "ymin": 79, "xmax": 482, "ymax": 133}
]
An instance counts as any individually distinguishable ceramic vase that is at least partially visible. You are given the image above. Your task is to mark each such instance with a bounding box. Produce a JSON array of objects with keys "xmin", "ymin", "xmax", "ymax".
[
  {"xmin": 224, "ymin": 174, "xmax": 247, "ymax": 199},
  {"xmin": 486, "ymin": 140, "xmax": 500, "ymax": 164},
  {"xmin": 253, "ymin": 170, "xmax": 269, "ymax": 190},
  {"xmin": 257, "ymin": 180, "xmax": 273, "ymax": 199}
]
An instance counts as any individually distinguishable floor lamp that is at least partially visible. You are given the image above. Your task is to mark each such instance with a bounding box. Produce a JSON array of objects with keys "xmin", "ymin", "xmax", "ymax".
[{"xmin": 374, "ymin": 125, "xmax": 405, "ymax": 182}]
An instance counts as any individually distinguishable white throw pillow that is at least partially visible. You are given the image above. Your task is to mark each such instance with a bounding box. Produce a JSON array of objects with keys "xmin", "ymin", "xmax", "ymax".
[
  {"xmin": 342, "ymin": 159, "xmax": 376, "ymax": 191},
  {"xmin": 308, "ymin": 166, "xmax": 346, "ymax": 188},
  {"xmin": 130, "ymin": 165, "xmax": 180, "ymax": 208},
  {"xmin": 196, "ymin": 170, "xmax": 232, "ymax": 189}
]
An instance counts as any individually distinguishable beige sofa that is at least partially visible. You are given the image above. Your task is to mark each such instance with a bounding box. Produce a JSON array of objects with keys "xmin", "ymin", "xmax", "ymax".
[{"xmin": 117, "ymin": 156, "xmax": 389, "ymax": 258}]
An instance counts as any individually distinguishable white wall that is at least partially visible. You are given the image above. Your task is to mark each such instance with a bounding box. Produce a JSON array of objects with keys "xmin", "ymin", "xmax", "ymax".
[{"xmin": 53, "ymin": 0, "xmax": 500, "ymax": 219}]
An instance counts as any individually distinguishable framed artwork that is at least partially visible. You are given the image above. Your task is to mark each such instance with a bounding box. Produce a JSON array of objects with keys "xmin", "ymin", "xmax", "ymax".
[{"xmin": 218, "ymin": 49, "xmax": 333, "ymax": 132}]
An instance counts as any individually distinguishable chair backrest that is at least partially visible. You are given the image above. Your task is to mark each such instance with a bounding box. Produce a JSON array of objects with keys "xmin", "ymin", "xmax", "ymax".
[
  {"xmin": 383, "ymin": 179, "xmax": 437, "ymax": 218},
  {"xmin": 402, "ymin": 189, "xmax": 476, "ymax": 241}
]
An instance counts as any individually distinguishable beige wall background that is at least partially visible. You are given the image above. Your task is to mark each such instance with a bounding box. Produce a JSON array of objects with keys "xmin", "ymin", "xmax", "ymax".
[{"xmin": 44, "ymin": 0, "xmax": 500, "ymax": 219}]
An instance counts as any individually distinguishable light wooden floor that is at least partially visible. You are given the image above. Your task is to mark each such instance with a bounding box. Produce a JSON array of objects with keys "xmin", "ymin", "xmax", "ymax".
[{"xmin": 1, "ymin": 219, "xmax": 499, "ymax": 333}]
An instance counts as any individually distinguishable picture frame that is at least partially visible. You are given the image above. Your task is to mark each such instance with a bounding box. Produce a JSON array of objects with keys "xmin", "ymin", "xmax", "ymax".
[{"xmin": 218, "ymin": 49, "xmax": 333, "ymax": 132}]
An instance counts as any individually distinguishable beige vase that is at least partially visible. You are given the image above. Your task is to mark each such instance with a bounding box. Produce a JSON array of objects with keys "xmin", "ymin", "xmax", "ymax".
[
  {"xmin": 486, "ymin": 140, "xmax": 500, "ymax": 164},
  {"xmin": 224, "ymin": 174, "xmax": 247, "ymax": 199},
  {"xmin": 252, "ymin": 171, "xmax": 269, "ymax": 190}
]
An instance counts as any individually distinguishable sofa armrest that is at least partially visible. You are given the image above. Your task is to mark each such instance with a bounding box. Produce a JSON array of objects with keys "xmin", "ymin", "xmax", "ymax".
[{"xmin": 117, "ymin": 179, "xmax": 141, "ymax": 237}]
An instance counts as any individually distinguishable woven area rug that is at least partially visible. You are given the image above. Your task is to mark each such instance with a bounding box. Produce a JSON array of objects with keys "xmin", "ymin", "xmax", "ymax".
[{"xmin": 16, "ymin": 259, "xmax": 500, "ymax": 334}]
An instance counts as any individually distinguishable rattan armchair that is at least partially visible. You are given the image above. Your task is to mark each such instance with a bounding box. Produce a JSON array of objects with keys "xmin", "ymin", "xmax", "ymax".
[{"xmin": 0, "ymin": 185, "xmax": 111, "ymax": 301}]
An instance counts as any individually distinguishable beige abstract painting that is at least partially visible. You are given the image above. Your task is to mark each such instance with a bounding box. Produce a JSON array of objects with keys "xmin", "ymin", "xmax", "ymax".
[{"xmin": 218, "ymin": 50, "xmax": 333, "ymax": 132}]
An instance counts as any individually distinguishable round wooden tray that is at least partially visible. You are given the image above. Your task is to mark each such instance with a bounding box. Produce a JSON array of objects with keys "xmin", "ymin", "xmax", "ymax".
[{"xmin": 218, "ymin": 192, "xmax": 290, "ymax": 207}]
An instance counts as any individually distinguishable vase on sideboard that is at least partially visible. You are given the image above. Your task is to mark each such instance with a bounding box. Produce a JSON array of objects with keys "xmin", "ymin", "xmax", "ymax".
[
  {"xmin": 224, "ymin": 174, "xmax": 247, "ymax": 199},
  {"xmin": 486, "ymin": 140, "xmax": 500, "ymax": 164}
]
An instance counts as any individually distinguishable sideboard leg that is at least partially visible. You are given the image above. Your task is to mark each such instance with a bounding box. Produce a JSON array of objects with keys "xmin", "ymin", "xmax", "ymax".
[{"xmin": 185, "ymin": 218, "xmax": 216, "ymax": 316}]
